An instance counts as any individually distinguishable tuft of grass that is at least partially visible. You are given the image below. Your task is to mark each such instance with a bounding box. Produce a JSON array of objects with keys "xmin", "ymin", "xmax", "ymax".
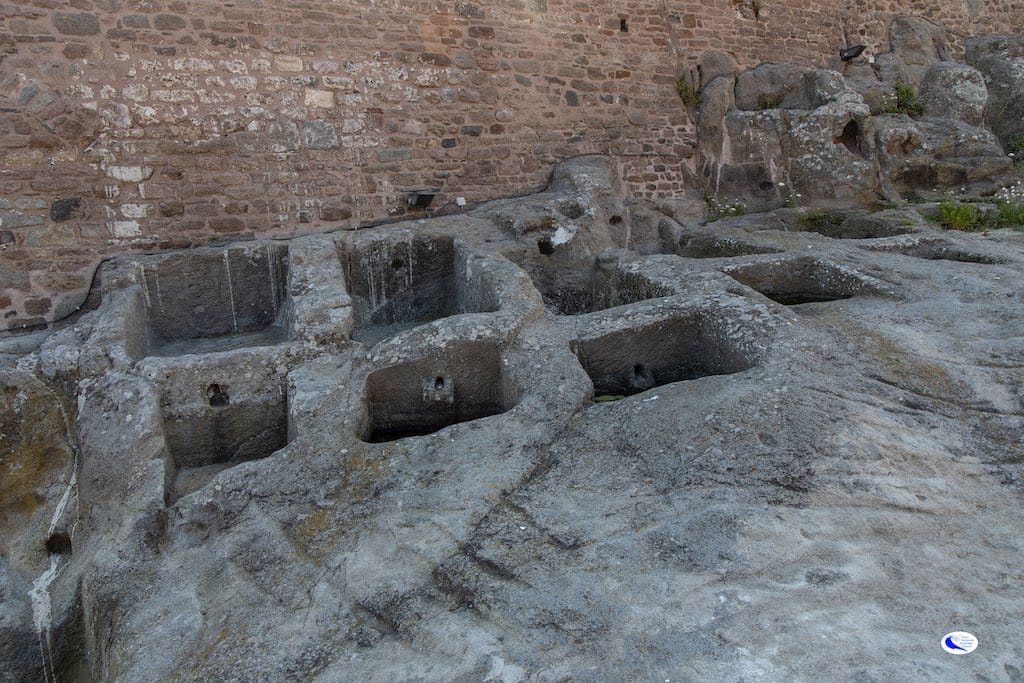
[
  {"xmin": 675, "ymin": 67, "xmax": 703, "ymax": 110},
  {"xmin": 994, "ymin": 200, "xmax": 1024, "ymax": 229},
  {"xmin": 882, "ymin": 83, "xmax": 922, "ymax": 117},
  {"xmin": 800, "ymin": 209, "xmax": 843, "ymax": 230},
  {"xmin": 757, "ymin": 94, "xmax": 782, "ymax": 110},
  {"xmin": 936, "ymin": 198, "xmax": 981, "ymax": 231}
]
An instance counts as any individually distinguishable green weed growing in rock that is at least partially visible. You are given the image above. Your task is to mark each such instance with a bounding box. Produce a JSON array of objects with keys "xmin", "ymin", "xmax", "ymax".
[
  {"xmin": 882, "ymin": 83, "xmax": 922, "ymax": 117},
  {"xmin": 936, "ymin": 198, "xmax": 982, "ymax": 231},
  {"xmin": 994, "ymin": 200, "xmax": 1024, "ymax": 229},
  {"xmin": 675, "ymin": 67, "xmax": 703, "ymax": 110},
  {"xmin": 800, "ymin": 209, "xmax": 843, "ymax": 231}
]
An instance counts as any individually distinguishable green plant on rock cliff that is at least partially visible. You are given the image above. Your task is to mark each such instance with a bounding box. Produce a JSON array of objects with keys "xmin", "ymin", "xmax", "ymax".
[
  {"xmin": 936, "ymin": 198, "xmax": 981, "ymax": 231},
  {"xmin": 882, "ymin": 83, "xmax": 922, "ymax": 117},
  {"xmin": 994, "ymin": 200, "xmax": 1024, "ymax": 229},
  {"xmin": 675, "ymin": 67, "xmax": 703, "ymax": 110}
]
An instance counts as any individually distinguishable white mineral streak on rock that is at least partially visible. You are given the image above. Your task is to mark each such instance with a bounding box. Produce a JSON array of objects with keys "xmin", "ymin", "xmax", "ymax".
[{"xmin": 224, "ymin": 251, "xmax": 238, "ymax": 333}]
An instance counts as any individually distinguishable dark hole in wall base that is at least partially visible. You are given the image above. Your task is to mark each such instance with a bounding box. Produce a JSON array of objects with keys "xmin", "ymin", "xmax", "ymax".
[
  {"xmin": 537, "ymin": 238, "xmax": 555, "ymax": 255},
  {"xmin": 206, "ymin": 383, "xmax": 229, "ymax": 407}
]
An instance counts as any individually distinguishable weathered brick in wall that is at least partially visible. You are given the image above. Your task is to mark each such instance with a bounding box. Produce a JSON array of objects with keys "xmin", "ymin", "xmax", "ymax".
[{"xmin": 0, "ymin": 0, "xmax": 1021, "ymax": 328}]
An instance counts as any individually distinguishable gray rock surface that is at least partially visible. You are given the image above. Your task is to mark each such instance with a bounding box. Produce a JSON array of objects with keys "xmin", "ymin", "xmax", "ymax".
[
  {"xmin": 871, "ymin": 115, "xmax": 1015, "ymax": 199},
  {"xmin": 965, "ymin": 35, "xmax": 1024, "ymax": 151},
  {"xmin": 919, "ymin": 62, "xmax": 988, "ymax": 125},
  {"xmin": 2, "ymin": 155, "xmax": 1024, "ymax": 681},
  {"xmin": 699, "ymin": 33, "xmax": 1016, "ymax": 209},
  {"xmin": 885, "ymin": 15, "xmax": 951, "ymax": 88}
]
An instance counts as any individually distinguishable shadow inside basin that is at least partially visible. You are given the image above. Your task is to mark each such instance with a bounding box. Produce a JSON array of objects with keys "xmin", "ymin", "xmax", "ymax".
[
  {"xmin": 357, "ymin": 341, "xmax": 518, "ymax": 443},
  {"xmin": 573, "ymin": 311, "xmax": 759, "ymax": 398},
  {"xmin": 139, "ymin": 243, "xmax": 289, "ymax": 356},
  {"xmin": 162, "ymin": 380, "xmax": 288, "ymax": 501},
  {"xmin": 509, "ymin": 249, "xmax": 673, "ymax": 315},
  {"xmin": 724, "ymin": 258, "xmax": 879, "ymax": 306},
  {"xmin": 342, "ymin": 235, "xmax": 498, "ymax": 346},
  {"xmin": 797, "ymin": 212, "xmax": 917, "ymax": 239},
  {"xmin": 670, "ymin": 233, "xmax": 781, "ymax": 259}
]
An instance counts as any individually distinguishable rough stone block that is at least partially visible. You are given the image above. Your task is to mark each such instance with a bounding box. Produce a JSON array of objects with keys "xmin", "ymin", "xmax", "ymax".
[
  {"xmin": 269, "ymin": 120, "xmax": 301, "ymax": 152},
  {"xmin": 153, "ymin": 14, "xmax": 187, "ymax": 31},
  {"xmin": 303, "ymin": 121, "xmax": 338, "ymax": 150},
  {"xmin": 53, "ymin": 12, "xmax": 100, "ymax": 36},
  {"xmin": 50, "ymin": 197, "xmax": 83, "ymax": 223}
]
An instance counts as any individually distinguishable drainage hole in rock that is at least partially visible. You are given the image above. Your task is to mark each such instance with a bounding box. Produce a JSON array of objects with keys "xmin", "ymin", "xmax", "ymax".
[
  {"xmin": 358, "ymin": 342, "xmax": 519, "ymax": 443},
  {"xmin": 206, "ymin": 383, "xmax": 229, "ymax": 407},
  {"xmin": 45, "ymin": 531, "xmax": 72, "ymax": 555},
  {"xmin": 163, "ymin": 383, "xmax": 288, "ymax": 502},
  {"xmin": 575, "ymin": 314, "xmax": 759, "ymax": 398}
]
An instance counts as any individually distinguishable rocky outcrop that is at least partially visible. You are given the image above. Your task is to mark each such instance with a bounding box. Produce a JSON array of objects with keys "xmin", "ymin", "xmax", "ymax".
[
  {"xmin": 918, "ymin": 62, "xmax": 988, "ymax": 125},
  {"xmin": 698, "ymin": 16, "xmax": 1017, "ymax": 209},
  {"xmin": 871, "ymin": 116, "xmax": 1014, "ymax": 198},
  {"xmin": 883, "ymin": 15, "xmax": 951, "ymax": 88},
  {"xmin": 965, "ymin": 35, "xmax": 1024, "ymax": 152},
  {"xmin": 2, "ymin": 153, "xmax": 1024, "ymax": 680}
]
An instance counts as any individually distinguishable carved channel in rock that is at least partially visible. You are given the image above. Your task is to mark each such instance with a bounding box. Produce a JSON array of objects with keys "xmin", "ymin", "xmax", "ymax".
[
  {"xmin": 141, "ymin": 243, "xmax": 290, "ymax": 356},
  {"xmin": 794, "ymin": 212, "xmax": 918, "ymax": 239},
  {"xmin": 341, "ymin": 235, "xmax": 498, "ymax": 346},
  {"xmin": 162, "ymin": 379, "xmax": 289, "ymax": 501},
  {"xmin": 671, "ymin": 233, "xmax": 782, "ymax": 259},
  {"xmin": 724, "ymin": 257, "xmax": 880, "ymax": 305},
  {"xmin": 357, "ymin": 341, "xmax": 519, "ymax": 443},
  {"xmin": 866, "ymin": 241, "xmax": 1003, "ymax": 264},
  {"xmin": 572, "ymin": 312, "xmax": 759, "ymax": 398}
]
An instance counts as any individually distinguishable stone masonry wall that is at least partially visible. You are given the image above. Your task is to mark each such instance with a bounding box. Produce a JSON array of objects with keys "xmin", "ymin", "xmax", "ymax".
[{"xmin": 1, "ymin": 0, "xmax": 1022, "ymax": 328}]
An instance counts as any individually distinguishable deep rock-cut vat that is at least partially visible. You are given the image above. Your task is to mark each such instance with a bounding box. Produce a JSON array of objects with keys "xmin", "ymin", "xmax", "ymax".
[
  {"xmin": 137, "ymin": 243, "xmax": 289, "ymax": 355},
  {"xmin": 724, "ymin": 257, "xmax": 881, "ymax": 305},
  {"xmin": 514, "ymin": 253, "xmax": 674, "ymax": 316},
  {"xmin": 357, "ymin": 341, "xmax": 519, "ymax": 443},
  {"xmin": 341, "ymin": 235, "xmax": 497, "ymax": 345},
  {"xmin": 573, "ymin": 311, "xmax": 759, "ymax": 397},
  {"xmin": 161, "ymin": 379, "xmax": 288, "ymax": 501}
]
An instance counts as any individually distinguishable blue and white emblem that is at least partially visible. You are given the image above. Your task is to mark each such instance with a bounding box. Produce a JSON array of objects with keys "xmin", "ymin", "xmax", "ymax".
[{"xmin": 941, "ymin": 631, "xmax": 978, "ymax": 655}]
